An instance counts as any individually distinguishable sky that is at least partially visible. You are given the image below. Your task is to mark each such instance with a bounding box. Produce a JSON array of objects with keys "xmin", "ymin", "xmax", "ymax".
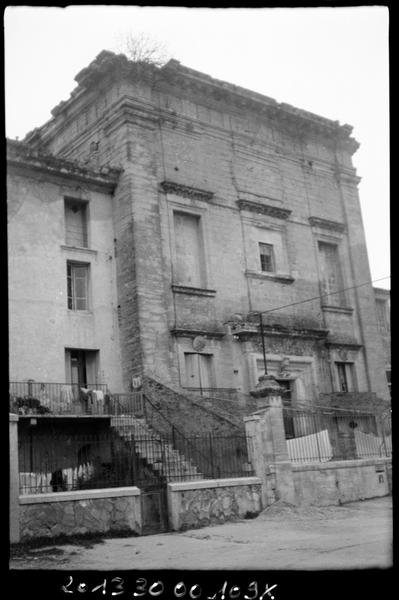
[{"xmin": 4, "ymin": 5, "xmax": 390, "ymax": 290}]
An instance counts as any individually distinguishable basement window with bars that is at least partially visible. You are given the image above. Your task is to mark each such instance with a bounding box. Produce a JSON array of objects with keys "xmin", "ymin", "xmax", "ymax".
[
  {"xmin": 259, "ymin": 242, "xmax": 275, "ymax": 273},
  {"xmin": 67, "ymin": 261, "xmax": 90, "ymax": 310},
  {"xmin": 64, "ymin": 198, "xmax": 88, "ymax": 248}
]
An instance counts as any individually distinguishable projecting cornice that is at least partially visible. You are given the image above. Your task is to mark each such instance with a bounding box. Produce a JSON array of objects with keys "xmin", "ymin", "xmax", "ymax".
[
  {"xmin": 308, "ymin": 217, "xmax": 346, "ymax": 233},
  {"xmin": 159, "ymin": 180, "xmax": 214, "ymax": 202},
  {"xmin": 25, "ymin": 51, "xmax": 360, "ymax": 156},
  {"xmin": 6, "ymin": 139, "xmax": 121, "ymax": 191},
  {"xmin": 237, "ymin": 199, "xmax": 291, "ymax": 219}
]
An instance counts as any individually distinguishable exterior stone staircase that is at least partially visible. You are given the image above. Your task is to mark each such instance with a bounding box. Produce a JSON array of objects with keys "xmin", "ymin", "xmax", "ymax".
[{"xmin": 110, "ymin": 415, "xmax": 203, "ymax": 482}]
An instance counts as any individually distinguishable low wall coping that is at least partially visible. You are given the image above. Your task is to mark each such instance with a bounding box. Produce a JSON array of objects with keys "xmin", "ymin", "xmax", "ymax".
[
  {"xmin": 19, "ymin": 486, "xmax": 141, "ymax": 504},
  {"xmin": 168, "ymin": 477, "xmax": 262, "ymax": 492},
  {"xmin": 292, "ymin": 457, "xmax": 391, "ymax": 473}
]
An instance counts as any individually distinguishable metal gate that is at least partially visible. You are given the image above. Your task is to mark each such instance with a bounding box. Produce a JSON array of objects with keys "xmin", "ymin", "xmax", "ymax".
[{"xmin": 140, "ymin": 477, "xmax": 168, "ymax": 534}]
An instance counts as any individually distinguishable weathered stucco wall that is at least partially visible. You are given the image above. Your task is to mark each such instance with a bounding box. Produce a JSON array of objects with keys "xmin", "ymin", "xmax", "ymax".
[
  {"xmin": 7, "ymin": 168, "xmax": 123, "ymax": 392},
  {"xmin": 19, "ymin": 487, "xmax": 141, "ymax": 541},
  {"xmin": 167, "ymin": 477, "xmax": 262, "ymax": 531},
  {"xmin": 292, "ymin": 458, "xmax": 391, "ymax": 506}
]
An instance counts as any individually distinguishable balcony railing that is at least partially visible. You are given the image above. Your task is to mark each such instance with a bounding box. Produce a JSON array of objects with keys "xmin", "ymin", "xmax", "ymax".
[{"xmin": 9, "ymin": 382, "xmax": 144, "ymax": 417}]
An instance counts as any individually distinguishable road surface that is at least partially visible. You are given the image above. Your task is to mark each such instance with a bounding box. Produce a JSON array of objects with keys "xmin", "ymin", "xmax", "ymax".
[{"xmin": 10, "ymin": 496, "xmax": 392, "ymax": 571}]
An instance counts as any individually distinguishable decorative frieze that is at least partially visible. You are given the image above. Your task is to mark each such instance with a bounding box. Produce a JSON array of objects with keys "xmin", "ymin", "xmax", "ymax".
[
  {"xmin": 160, "ymin": 180, "xmax": 214, "ymax": 202},
  {"xmin": 308, "ymin": 216, "xmax": 346, "ymax": 233},
  {"xmin": 171, "ymin": 284, "xmax": 216, "ymax": 297},
  {"xmin": 170, "ymin": 328, "xmax": 225, "ymax": 339},
  {"xmin": 237, "ymin": 199, "xmax": 291, "ymax": 220},
  {"xmin": 245, "ymin": 270, "xmax": 295, "ymax": 284}
]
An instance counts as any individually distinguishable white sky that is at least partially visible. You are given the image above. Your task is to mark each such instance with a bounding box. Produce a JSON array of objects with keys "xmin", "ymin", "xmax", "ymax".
[{"xmin": 4, "ymin": 5, "xmax": 390, "ymax": 290}]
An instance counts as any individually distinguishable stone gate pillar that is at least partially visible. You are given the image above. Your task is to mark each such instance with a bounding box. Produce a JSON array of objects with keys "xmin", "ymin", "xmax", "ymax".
[
  {"xmin": 9, "ymin": 414, "xmax": 20, "ymax": 543},
  {"xmin": 245, "ymin": 374, "xmax": 296, "ymax": 505}
]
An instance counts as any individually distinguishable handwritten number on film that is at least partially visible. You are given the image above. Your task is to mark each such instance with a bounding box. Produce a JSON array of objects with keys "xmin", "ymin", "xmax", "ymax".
[{"xmin": 61, "ymin": 576, "xmax": 277, "ymax": 598}]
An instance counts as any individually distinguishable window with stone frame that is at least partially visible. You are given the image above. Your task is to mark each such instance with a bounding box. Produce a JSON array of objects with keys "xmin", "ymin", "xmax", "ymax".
[
  {"xmin": 259, "ymin": 242, "xmax": 275, "ymax": 273},
  {"xmin": 318, "ymin": 241, "xmax": 346, "ymax": 306},
  {"xmin": 64, "ymin": 198, "xmax": 88, "ymax": 248},
  {"xmin": 173, "ymin": 211, "xmax": 206, "ymax": 288}
]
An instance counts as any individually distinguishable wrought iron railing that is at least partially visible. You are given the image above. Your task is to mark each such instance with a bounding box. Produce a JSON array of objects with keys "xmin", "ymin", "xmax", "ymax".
[
  {"xmin": 283, "ymin": 406, "xmax": 391, "ymax": 464},
  {"xmin": 18, "ymin": 428, "xmax": 254, "ymax": 495},
  {"xmin": 9, "ymin": 382, "xmax": 143, "ymax": 417}
]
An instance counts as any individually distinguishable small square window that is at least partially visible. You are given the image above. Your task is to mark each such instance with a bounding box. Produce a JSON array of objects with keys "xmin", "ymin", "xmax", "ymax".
[
  {"xmin": 259, "ymin": 243, "xmax": 275, "ymax": 273},
  {"xmin": 67, "ymin": 262, "xmax": 89, "ymax": 310}
]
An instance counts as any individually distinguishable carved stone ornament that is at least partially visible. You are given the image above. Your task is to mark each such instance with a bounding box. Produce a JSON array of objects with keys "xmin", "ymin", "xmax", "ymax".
[
  {"xmin": 237, "ymin": 199, "xmax": 291, "ymax": 220},
  {"xmin": 308, "ymin": 216, "xmax": 346, "ymax": 233},
  {"xmin": 192, "ymin": 336, "xmax": 206, "ymax": 351},
  {"xmin": 160, "ymin": 180, "xmax": 214, "ymax": 202},
  {"xmin": 250, "ymin": 374, "xmax": 283, "ymax": 399}
]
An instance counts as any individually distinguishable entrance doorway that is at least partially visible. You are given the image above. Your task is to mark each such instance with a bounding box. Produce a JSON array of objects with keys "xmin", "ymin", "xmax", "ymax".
[
  {"xmin": 65, "ymin": 348, "xmax": 99, "ymax": 387},
  {"xmin": 277, "ymin": 379, "xmax": 295, "ymax": 438}
]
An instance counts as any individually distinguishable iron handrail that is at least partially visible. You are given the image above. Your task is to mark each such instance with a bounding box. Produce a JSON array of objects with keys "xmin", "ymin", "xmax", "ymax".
[{"xmin": 142, "ymin": 393, "xmax": 216, "ymax": 476}]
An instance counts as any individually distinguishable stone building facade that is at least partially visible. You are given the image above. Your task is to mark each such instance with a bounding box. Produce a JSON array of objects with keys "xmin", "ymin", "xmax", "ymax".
[
  {"xmin": 8, "ymin": 50, "xmax": 390, "ymax": 408},
  {"xmin": 373, "ymin": 287, "xmax": 391, "ymax": 397}
]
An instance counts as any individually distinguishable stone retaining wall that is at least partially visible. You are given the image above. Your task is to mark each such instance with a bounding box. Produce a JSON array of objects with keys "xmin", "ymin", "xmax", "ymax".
[
  {"xmin": 19, "ymin": 487, "xmax": 142, "ymax": 541},
  {"xmin": 292, "ymin": 458, "xmax": 391, "ymax": 506},
  {"xmin": 167, "ymin": 477, "xmax": 262, "ymax": 531}
]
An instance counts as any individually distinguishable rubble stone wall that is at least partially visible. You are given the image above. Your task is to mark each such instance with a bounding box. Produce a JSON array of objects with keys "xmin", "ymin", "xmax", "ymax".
[
  {"xmin": 19, "ymin": 487, "xmax": 142, "ymax": 541},
  {"xmin": 167, "ymin": 477, "xmax": 262, "ymax": 531}
]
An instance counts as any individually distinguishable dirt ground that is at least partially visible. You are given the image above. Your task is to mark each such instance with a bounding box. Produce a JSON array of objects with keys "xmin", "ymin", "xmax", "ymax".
[{"xmin": 10, "ymin": 496, "xmax": 392, "ymax": 571}]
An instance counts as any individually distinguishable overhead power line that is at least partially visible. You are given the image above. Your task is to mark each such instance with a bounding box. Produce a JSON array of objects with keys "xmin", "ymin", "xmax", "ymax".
[{"xmin": 257, "ymin": 276, "xmax": 390, "ymax": 316}]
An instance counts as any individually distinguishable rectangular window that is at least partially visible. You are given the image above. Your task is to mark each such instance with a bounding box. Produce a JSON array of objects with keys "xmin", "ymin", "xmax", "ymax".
[
  {"xmin": 184, "ymin": 352, "xmax": 214, "ymax": 388},
  {"xmin": 65, "ymin": 199, "xmax": 88, "ymax": 248},
  {"xmin": 376, "ymin": 299, "xmax": 389, "ymax": 331},
  {"xmin": 335, "ymin": 362, "xmax": 356, "ymax": 392},
  {"xmin": 259, "ymin": 242, "xmax": 275, "ymax": 273},
  {"xmin": 174, "ymin": 212, "xmax": 205, "ymax": 287},
  {"xmin": 318, "ymin": 242, "xmax": 345, "ymax": 305},
  {"xmin": 67, "ymin": 262, "xmax": 89, "ymax": 310}
]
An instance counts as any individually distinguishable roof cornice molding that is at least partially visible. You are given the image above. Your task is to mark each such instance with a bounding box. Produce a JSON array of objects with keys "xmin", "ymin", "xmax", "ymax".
[
  {"xmin": 26, "ymin": 51, "xmax": 359, "ymax": 155},
  {"xmin": 7, "ymin": 140, "xmax": 121, "ymax": 190},
  {"xmin": 237, "ymin": 199, "xmax": 291, "ymax": 220}
]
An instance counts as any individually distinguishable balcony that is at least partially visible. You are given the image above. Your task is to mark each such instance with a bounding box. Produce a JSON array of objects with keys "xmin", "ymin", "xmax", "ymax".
[{"xmin": 9, "ymin": 381, "xmax": 144, "ymax": 417}]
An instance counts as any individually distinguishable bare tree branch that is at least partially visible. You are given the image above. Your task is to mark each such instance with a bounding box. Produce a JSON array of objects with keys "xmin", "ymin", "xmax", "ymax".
[{"xmin": 113, "ymin": 32, "xmax": 170, "ymax": 67}]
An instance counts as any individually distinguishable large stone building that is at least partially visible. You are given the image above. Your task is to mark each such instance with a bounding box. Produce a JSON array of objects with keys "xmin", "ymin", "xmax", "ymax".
[{"xmin": 8, "ymin": 50, "xmax": 390, "ymax": 411}]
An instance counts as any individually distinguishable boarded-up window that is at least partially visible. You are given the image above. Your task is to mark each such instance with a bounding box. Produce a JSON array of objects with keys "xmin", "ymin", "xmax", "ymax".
[
  {"xmin": 184, "ymin": 352, "xmax": 214, "ymax": 388},
  {"xmin": 318, "ymin": 242, "xmax": 345, "ymax": 305},
  {"xmin": 174, "ymin": 212, "xmax": 204, "ymax": 287},
  {"xmin": 65, "ymin": 199, "xmax": 88, "ymax": 248}
]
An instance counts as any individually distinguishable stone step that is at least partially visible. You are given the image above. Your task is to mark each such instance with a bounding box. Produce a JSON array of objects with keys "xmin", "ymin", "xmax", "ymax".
[{"xmin": 111, "ymin": 415, "xmax": 203, "ymax": 481}]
